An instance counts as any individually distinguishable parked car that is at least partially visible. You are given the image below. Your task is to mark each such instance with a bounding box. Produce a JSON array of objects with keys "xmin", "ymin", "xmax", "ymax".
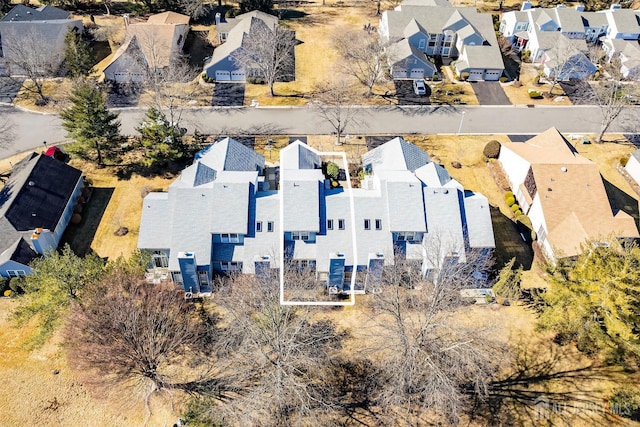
[{"xmin": 413, "ymin": 79, "xmax": 427, "ymax": 96}]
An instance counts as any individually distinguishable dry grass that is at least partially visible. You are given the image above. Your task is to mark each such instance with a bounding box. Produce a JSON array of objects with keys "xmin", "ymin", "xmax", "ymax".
[
  {"xmin": 502, "ymin": 63, "xmax": 573, "ymax": 106},
  {"xmin": 13, "ymin": 79, "xmax": 75, "ymax": 114},
  {"xmin": 69, "ymin": 160, "xmax": 175, "ymax": 261},
  {"xmin": 0, "ymin": 299, "xmax": 182, "ymax": 427}
]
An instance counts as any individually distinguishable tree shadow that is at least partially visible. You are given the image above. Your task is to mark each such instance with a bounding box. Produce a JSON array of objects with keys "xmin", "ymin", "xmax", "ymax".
[
  {"xmin": 60, "ymin": 187, "xmax": 114, "ymax": 257},
  {"xmin": 490, "ymin": 205, "xmax": 533, "ymax": 269},
  {"xmin": 469, "ymin": 339, "xmax": 632, "ymax": 425},
  {"xmin": 602, "ymin": 176, "xmax": 640, "ymax": 229}
]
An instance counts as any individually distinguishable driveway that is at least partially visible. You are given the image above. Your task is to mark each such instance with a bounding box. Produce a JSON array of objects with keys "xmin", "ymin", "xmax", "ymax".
[
  {"xmin": 212, "ymin": 83, "xmax": 245, "ymax": 107},
  {"xmin": 471, "ymin": 81, "xmax": 510, "ymax": 105},
  {"xmin": 559, "ymin": 80, "xmax": 595, "ymax": 105},
  {"xmin": 0, "ymin": 78, "xmax": 24, "ymax": 104},
  {"xmin": 393, "ymin": 80, "xmax": 431, "ymax": 106}
]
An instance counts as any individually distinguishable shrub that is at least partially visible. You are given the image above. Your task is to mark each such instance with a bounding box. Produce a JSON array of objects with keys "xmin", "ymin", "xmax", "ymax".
[
  {"xmin": 511, "ymin": 203, "xmax": 520, "ymax": 213},
  {"xmin": 461, "ymin": 71, "xmax": 470, "ymax": 81},
  {"xmin": 609, "ymin": 387, "xmax": 640, "ymax": 420},
  {"xmin": 512, "ymin": 80, "xmax": 522, "ymax": 88},
  {"xmin": 225, "ymin": 8, "xmax": 238, "ymax": 18},
  {"xmin": 432, "ymin": 74, "xmax": 440, "ymax": 82},
  {"xmin": 533, "ymin": 75, "xmax": 540, "ymax": 85},
  {"xmin": 528, "ymin": 89, "xmax": 543, "ymax": 99},
  {"xmin": 451, "ymin": 161, "xmax": 462, "ymax": 169},
  {"xmin": 514, "ymin": 209, "xmax": 522, "ymax": 217},
  {"xmin": 621, "ymin": 156, "xmax": 630, "ymax": 167},
  {"xmin": 483, "ymin": 140, "xmax": 501, "ymax": 159},
  {"xmin": 506, "ymin": 196, "xmax": 515, "ymax": 206},
  {"xmin": 454, "ymin": 73, "xmax": 461, "ymax": 81},
  {"xmin": 326, "ymin": 162, "xmax": 340, "ymax": 180},
  {"xmin": 521, "ymin": 50, "xmax": 531, "ymax": 62},
  {"xmin": 504, "ymin": 191, "xmax": 514, "ymax": 200},
  {"xmin": 499, "ymin": 76, "xmax": 508, "ymax": 83},
  {"xmin": 201, "ymin": 72, "xmax": 206, "ymax": 79},
  {"xmin": 140, "ymin": 186, "xmax": 153, "ymax": 198},
  {"xmin": 3, "ymin": 289, "xmax": 11, "ymax": 297}
]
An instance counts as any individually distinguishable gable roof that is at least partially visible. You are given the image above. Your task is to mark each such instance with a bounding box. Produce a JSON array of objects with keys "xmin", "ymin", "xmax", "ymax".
[
  {"xmin": 363, "ymin": 137, "xmax": 430, "ymax": 172},
  {"xmin": 502, "ymin": 128, "xmax": 639, "ymax": 257},
  {"xmin": 146, "ymin": 11, "xmax": 190, "ymax": 25},
  {"xmin": 103, "ymin": 12, "xmax": 188, "ymax": 72},
  {"xmin": 0, "ymin": 154, "xmax": 82, "ymax": 257},
  {"xmin": 0, "ymin": 5, "xmax": 70, "ymax": 22}
]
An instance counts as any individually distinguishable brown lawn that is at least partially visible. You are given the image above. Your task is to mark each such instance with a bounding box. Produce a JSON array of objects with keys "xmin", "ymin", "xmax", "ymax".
[{"xmin": 502, "ymin": 62, "xmax": 573, "ymax": 106}]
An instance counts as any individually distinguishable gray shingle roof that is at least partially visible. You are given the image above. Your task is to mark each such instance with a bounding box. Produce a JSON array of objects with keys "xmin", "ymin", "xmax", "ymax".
[
  {"xmin": 363, "ymin": 137, "xmax": 430, "ymax": 172},
  {"xmin": 1, "ymin": 5, "xmax": 70, "ymax": 22},
  {"xmin": 282, "ymin": 169, "xmax": 323, "ymax": 232},
  {"xmin": 281, "ymin": 140, "xmax": 322, "ymax": 170},
  {"xmin": 463, "ymin": 192, "xmax": 495, "ymax": 248}
]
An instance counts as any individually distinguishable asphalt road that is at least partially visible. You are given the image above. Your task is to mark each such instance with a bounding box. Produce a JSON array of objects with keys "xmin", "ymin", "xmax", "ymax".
[{"xmin": 1, "ymin": 104, "xmax": 638, "ymax": 159}]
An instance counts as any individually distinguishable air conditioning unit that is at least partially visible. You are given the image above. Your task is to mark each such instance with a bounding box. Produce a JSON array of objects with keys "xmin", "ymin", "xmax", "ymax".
[
  {"xmin": 184, "ymin": 292, "xmax": 193, "ymax": 299},
  {"xmin": 328, "ymin": 286, "xmax": 339, "ymax": 294}
]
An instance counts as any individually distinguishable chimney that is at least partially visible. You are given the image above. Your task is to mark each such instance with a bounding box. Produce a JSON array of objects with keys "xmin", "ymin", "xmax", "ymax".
[
  {"xmin": 215, "ymin": 12, "xmax": 221, "ymax": 26},
  {"xmin": 574, "ymin": 4, "xmax": 585, "ymax": 11},
  {"xmin": 178, "ymin": 252, "xmax": 200, "ymax": 294},
  {"xmin": 521, "ymin": 1, "xmax": 532, "ymax": 10},
  {"xmin": 31, "ymin": 228, "xmax": 56, "ymax": 255},
  {"xmin": 610, "ymin": 3, "xmax": 621, "ymax": 9}
]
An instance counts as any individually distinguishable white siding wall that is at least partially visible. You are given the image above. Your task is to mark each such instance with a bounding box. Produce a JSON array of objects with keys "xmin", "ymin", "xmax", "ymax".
[
  {"xmin": 498, "ymin": 146, "xmax": 531, "ymax": 192},
  {"xmin": 625, "ymin": 155, "xmax": 640, "ymax": 185}
]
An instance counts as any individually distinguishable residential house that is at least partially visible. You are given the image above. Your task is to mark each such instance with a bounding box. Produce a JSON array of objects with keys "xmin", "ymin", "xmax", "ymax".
[
  {"xmin": 541, "ymin": 36, "xmax": 597, "ymax": 81},
  {"xmin": 498, "ymin": 128, "xmax": 639, "ymax": 259},
  {"xmin": 138, "ymin": 136, "xmax": 495, "ymax": 296},
  {"xmin": 602, "ymin": 38, "xmax": 640, "ymax": 79},
  {"xmin": 379, "ymin": 0, "xmax": 505, "ymax": 81},
  {"xmin": 388, "ymin": 38, "xmax": 437, "ymax": 79},
  {"xmin": 501, "ymin": 3, "xmax": 640, "ymax": 76},
  {"xmin": 0, "ymin": 5, "xmax": 82, "ymax": 76},
  {"xmin": 0, "ymin": 153, "xmax": 84, "ymax": 278},
  {"xmin": 204, "ymin": 11, "xmax": 278, "ymax": 82},
  {"xmin": 103, "ymin": 11, "xmax": 190, "ymax": 83}
]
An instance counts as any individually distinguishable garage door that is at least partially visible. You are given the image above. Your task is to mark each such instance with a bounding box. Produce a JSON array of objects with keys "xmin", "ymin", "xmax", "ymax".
[
  {"xmin": 113, "ymin": 72, "xmax": 144, "ymax": 83},
  {"xmin": 215, "ymin": 70, "xmax": 231, "ymax": 81},
  {"xmin": 484, "ymin": 71, "xmax": 502, "ymax": 81},
  {"xmin": 231, "ymin": 71, "xmax": 246, "ymax": 81},
  {"xmin": 392, "ymin": 69, "xmax": 407, "ymax": 79},
  {"xmin": 410, "ymin": 68, "xmax": 425, "ymax": 79},
  {"xmin": 468, "ymin": 70, "xmax": 484, "ymax": 81}
]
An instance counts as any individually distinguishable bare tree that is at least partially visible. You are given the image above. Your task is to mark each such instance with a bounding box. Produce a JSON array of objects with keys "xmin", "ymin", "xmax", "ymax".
[
  {"xmin": 332, "ymin": 28, "xmax": 389, "ymax": 96},
  {"xmin": 313, "ymin": 79, "xmax": 360, "ymax": 145},
  {"xmin": 589, "ymin": 61, "xmax": 639, "ymax": 142},
  {"xmin": 542, "ymin": 38, "xmax": 597, "ymax": 95},
  {"xmin": 196, "ymin": 273, "xmax": 346, "ymax": 426},
  {"xmin": 66, "ymin": 269, "xmax": 208, "ymax": 410},
  {"xmin": 232, "ymin": 22, "xmax": 297, "ymax": 97},
  {"xmin": 364, "ymin": 237, "xmax": 501, "ymax": 424},
  {"xmin": 2, "ymin": 28, "xmax": 66, "ymax": 103}
]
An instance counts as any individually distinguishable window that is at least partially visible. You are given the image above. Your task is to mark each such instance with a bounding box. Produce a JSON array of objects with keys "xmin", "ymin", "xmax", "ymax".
[
  {"xmin": 198, "ymin": 270, "xmax": 209, "ymax": 285},
  {"xmin": 395, "ymin": 232, "xmax": 421, "ymax": 242},
  {"xmin": 296, "ymin": 259, "xmax": 316, "ymax": 271},
  {"xmin": 6, "ymin": 270, "xmax": 26, "ymax": 278},
  {"xmin": 171, "ymin": 272, "xmax": 183, "ymax": 284},
  {"xmin": 152, "ymin": 250, "xmax": 168, "ymax": 268},
  {"xmin": 338, "ymin": 219, "xmax": 345, "ymax": 230},
  {"xmin": 292, "ymin": 231, "xmax": 311, "ymax": 241},
  {"xmin": 428, "ymin": 41, "xmax": 436, "ymax": 47},
  {"xmin": 327, "ymin": 219, "xmax": 334, "ymax": 230},
  {"xmin": 375, "ymin": 219, "xmax": 382, "ymax": 230},
  {"xmin": 220, "ymin": 233, "xmax": 240, "ymax": 243},
  {"xmin": 220, "ymin": 261, "xmax": 242, "ymax": 271},
  {"xmin": 267, "ymin": 221, "xmax": 274, "ymax": 232},
  {"xmin": 256, "ymin": 221, "xmax": 263, "ymax": 232},
  {"xmin": 418, "ymin": 38, "xmax": 426, "ymax": 49},
  {"xmin": 364, "ymin": 219, "xmax": 371, "ymax": 230}
]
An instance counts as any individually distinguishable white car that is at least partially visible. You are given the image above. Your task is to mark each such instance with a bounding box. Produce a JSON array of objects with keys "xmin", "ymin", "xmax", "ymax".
[{"xmin": 413, "ymin": 79, "xmax": 426, "ymax": 96}]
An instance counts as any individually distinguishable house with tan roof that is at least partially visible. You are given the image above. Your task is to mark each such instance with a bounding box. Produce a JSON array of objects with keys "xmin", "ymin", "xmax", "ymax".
[
  {"xmin": 103, "ymin": 11, "xmax": 190, "ymax": 83},
  {"xmin": 498, "ymin": 128, "xmax": 639, "ymax": 259}
]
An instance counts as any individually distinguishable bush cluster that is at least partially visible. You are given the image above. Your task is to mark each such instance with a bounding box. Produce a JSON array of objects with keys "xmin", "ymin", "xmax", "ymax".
[{"xmin": 483, "ymin": 140, "xmax": 501, "ymax": 159}]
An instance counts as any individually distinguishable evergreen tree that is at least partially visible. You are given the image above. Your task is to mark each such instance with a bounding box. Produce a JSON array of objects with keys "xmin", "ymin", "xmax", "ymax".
[
  {"xmin": 537, "ymin": 242, "xmax": 640, "ymax": 358},
  {"xmin": 63, "ymin": 28, "xmax": 95, "ymax": 77},
  {"xmin": 136, "ymin": 107, "xmax": 186, "ymax": 167},
  {"xmin": 60, "ymin": 81, "xmax": 121, "ymax": 165}
]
